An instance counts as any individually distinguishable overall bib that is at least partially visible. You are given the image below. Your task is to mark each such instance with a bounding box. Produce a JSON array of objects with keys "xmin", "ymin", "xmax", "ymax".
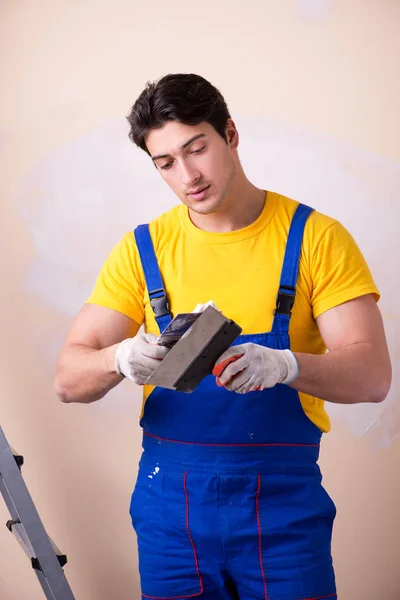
[{"xmin": 129, "ymin": 204, "xmax": 337, "ymax": 600}]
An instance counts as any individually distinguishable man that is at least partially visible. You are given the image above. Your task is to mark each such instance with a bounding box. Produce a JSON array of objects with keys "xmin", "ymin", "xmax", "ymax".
[{"xmin": 55, "ymin": 74, "xmax": 392, "ymax": 600}]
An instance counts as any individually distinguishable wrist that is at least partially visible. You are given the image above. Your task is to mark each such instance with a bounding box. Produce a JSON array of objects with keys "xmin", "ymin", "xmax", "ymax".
[
  {"xmin": 278, "ymin": 349, "xmax": 299, "ymax": 385},
  {"xmin": 112, "ymin": 341, "xmax": 127, "ymax": 377}
]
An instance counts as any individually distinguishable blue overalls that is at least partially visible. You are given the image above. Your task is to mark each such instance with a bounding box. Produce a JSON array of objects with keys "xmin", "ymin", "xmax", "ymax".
[{"xmin": 130, "ymin": 204, "xmax": 337, "ymax": 600}]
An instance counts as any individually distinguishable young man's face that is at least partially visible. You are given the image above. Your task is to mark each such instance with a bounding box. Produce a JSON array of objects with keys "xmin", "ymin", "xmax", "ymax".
[{"xmin": 145, "ymin": 120, "xmax": 238, "ymax": 215}]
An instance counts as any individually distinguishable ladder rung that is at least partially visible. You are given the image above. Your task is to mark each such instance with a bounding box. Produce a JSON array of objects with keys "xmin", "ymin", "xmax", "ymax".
[
  {"xmin": 7, "ymin": 520, "xmax": 68, "ymax": 570},
  {"xmin": 9, "ymin": 447, "xmax": 24, "ymax": 468}
]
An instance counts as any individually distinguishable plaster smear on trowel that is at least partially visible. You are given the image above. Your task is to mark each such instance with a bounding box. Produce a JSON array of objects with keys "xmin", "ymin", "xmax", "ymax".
[{"xmin": 13, "ymin": 116, "xmax": 400, "ymax": 447}]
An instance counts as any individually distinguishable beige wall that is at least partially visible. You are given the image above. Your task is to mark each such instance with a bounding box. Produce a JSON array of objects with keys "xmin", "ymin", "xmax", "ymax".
[{"xmin": 1, "ymin": 1, "xmax": 399, "ymax": 598}]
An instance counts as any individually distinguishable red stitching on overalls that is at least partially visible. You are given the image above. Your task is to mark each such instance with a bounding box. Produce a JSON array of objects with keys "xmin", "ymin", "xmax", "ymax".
[
  {"xmin": 144, "ymin": 432, "xmax": 319, "ymax": 448},
  {"xmin": 256, "ymin": 474, "xmax": 269, "ymax": 600},
  {"xmin": 300, "ymin": 595, "xmax": 337, "ymax": 600},
  {"xmin": 142, "ymin": 593, "xmax": 203, "ymax": 599},
  {"xmin": 142, "ymin": 594, "xmax": 202, "ymax": 599},
  {"xmin": 141, "ymin": 472, "xmax": 204, "ymax": 600},
  {"xmin": 184, "ymin": 471, "xmax": 204, "ymax": 594}
]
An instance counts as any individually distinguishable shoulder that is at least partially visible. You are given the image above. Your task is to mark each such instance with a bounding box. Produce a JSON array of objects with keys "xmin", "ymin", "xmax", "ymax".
[
  {"xmin": 274, "ymin": 194, "xmax": 346, "ymax": 253},
  {"xmin": 274, "ymin": 194, "xmax": 363, "ymax": 273},
  {"xmin": 303, "ymin": 208, "xmax": 340, "ymax": 258},
  {"xmin": 147, "ymin": 204, "xmax": 184, "ymax": 253},
  {"xmin": 274, "ymin": 193, "xmax": 338, "ymax": 236},
  {"xmin": 116, "ymin": 205, "xmax": 182, "ymax": 255},
  {"xmin": 148, "ymin": 205, "xmax": 182, "ymax": 236}
]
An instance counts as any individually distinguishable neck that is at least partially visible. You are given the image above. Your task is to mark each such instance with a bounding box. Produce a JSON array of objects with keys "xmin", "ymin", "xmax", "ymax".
[{"xmin": 188, "ymin": 174, "xmax": 266, "ymax": 233}]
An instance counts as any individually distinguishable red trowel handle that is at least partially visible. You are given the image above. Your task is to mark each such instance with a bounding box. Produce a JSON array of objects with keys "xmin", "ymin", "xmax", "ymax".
[
  {"xmin": 213, "ymin": 353, "xmax": 261, "ymax": 391},
  {"xmin": 212, "ymin": 353, "xmax": 243, "ymax": 387}
]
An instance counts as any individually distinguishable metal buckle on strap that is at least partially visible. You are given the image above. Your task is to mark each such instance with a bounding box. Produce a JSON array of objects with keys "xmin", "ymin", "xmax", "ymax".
[
  {"xmin": 274, "ymin": 285, "xmax": 296, "ymax": 316},
  {"xmin": 150, "ymin": 289, "xmax": 170, "ymax": 318}
]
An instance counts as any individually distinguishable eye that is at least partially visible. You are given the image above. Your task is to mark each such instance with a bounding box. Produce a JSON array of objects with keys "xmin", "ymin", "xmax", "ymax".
[
  {"xmin": 160, "ymin": 161, "xmax": 174, "ymax": 171},
  {"xmin": 191, "ymin": 146, "xmax": 206, "ymax": 155}
]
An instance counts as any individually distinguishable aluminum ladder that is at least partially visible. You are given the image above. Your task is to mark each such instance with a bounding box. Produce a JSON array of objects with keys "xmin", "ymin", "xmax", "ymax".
[{"xmin": 0, "ymin": 426, "xmax": 75, "ymax": 599}]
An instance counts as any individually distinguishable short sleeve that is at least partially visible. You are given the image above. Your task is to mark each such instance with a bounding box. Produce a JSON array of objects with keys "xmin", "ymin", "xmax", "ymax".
[
  {"xmin": 86, "ymin": 232, "xmax": 145, "ymax": 325},
  {"xmin": 310, "ymin": 221, "xmax": 380, "ymax": 319}
]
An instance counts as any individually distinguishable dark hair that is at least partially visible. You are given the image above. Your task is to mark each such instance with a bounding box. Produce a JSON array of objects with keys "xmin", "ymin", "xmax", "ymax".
[{"xmin": 126, "ymin": 73, "xmax": 231, "ymax": 154}]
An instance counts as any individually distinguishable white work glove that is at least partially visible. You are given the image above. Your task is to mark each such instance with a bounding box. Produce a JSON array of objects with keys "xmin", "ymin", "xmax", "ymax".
[
  {"xmin": 114, "ymin": 334, "xmax": 169, "ymax": 384},
  {"xmin": 212, "ymin": 343, "xmax": 299, "ymax": 394},
  {"xmin": 192, "ymin": 300, "xmax": 220, "ymax": 313}
]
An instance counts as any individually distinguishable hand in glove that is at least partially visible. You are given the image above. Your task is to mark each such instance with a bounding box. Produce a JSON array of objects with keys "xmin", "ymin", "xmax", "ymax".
[
  {"xmin": 115, "ymin": 334, "xmax": 169, "ymax": 384},
  {"xmin": 212, "ymin": 343, "xmax": 298, "ymax": 394}
]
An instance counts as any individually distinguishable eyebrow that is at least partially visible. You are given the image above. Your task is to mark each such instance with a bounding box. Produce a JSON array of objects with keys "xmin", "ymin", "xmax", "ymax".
[{"xmin": 151, "ymin": 133, "xmax": 206, "ymax": 162}]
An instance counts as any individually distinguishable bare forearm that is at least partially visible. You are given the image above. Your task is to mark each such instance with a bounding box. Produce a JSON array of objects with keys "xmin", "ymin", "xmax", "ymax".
[
  {"xmin": 291, "ymin": 342, "xmax": 392, "ymax": 404},
  {"xmin": 55, "ymin": 343, "xmax": 123, "ymax": 404}
]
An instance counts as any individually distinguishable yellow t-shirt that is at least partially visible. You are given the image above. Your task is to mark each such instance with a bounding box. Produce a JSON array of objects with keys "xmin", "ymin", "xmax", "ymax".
[{"xmin": 87, "ymin": 192, "xmax": 380, "ymax": 433}]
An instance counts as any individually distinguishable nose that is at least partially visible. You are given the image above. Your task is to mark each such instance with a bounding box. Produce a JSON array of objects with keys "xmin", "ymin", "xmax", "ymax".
[{"xmin": 180, "ymin": 160, "xmax": 201, "ymax": 188}]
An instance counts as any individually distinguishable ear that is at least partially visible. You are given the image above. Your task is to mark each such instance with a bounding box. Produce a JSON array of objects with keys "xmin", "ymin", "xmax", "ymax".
[{"xmin": 225, "ymin": 118, "xmax": 239, "ymax": 150}]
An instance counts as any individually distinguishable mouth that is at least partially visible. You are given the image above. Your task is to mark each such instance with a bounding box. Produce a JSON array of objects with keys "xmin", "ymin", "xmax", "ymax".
[{"xmin": 187, "ymin": 185, "xmax": 210, "ymax": 201}]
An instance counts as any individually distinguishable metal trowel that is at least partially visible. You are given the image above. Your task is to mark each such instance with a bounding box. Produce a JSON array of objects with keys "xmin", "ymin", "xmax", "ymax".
[{"xmin": 145, "ymin": 305, "xmax": 242, "ymax": 393}]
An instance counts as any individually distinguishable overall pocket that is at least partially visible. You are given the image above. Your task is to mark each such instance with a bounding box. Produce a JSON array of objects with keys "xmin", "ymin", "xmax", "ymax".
[
  {"xmin": 257, "ymin": 471, "xmax": 337, "ymax": 600},
  {"xmin": 130, "ymin": 463, "xmax": 204, "ymax": 599}
]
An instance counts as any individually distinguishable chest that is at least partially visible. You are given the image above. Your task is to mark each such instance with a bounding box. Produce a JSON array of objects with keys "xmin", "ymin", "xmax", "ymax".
[{"xmin": 143, "ymin": 235, "xmax": 314, "ymax": 341}]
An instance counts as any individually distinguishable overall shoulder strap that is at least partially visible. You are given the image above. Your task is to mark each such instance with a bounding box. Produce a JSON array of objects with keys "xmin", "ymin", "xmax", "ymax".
[
  {"xmin": 134, "ymin": 224, "xmax": 172, "ymax": 334},
  {"xmin": 271, "ymin": 203, "xmax": 314, "ymax": 336}
]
